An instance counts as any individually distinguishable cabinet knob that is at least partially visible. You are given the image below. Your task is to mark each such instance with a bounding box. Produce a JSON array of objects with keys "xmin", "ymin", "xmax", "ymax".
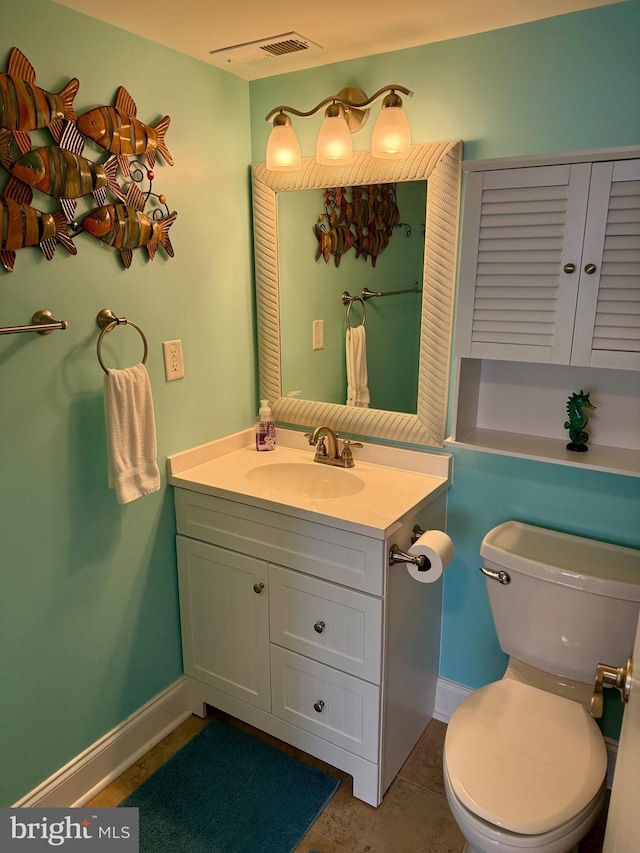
[
  {"xmin": 253, "ymin": 582, "xmax": 265, "ymax": 594},
  {"xmin": 314, "ymin": 620, "xmax": 326, "ymax": 634},
  {"xmin": 584, "ymin": 263, "xmax": 597, "ymax": 274},
  {"xmin": 563, "ymin": 263, "xmax": 576, "ymax": 274},
  {"xmin": 313, "ymin": 700, "xmax": 325, "ymax": 713}
]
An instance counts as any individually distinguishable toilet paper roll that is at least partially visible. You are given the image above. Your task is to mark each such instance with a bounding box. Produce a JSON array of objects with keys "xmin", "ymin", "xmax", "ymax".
[{"xmin": 406, "ymin": 530, "xmax": 455, "ymax": 583}]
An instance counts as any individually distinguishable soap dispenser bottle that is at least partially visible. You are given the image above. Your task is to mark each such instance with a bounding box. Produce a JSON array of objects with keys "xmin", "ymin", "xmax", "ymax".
[{"xmin": 255, "ymin": 399, "xmax": 276, "ymax": 451}]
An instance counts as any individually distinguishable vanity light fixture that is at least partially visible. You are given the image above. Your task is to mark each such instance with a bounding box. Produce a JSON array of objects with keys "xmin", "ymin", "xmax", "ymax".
[{"xmin": 265, "ymin": 84, "xmax": 413, "ymax": 170}]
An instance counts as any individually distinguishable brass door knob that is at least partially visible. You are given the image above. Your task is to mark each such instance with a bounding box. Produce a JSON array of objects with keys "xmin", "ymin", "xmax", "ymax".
[
  {"xmin": 590, "ymin": 658, "xmax": 633, "ymax": 717},
  {"xmin": 584, "ymin": 263, "xmax": 597, "ymax": 274},
  {"xmin": 563, "ymin": 263, "xmax": 576, "ymax": 273}
]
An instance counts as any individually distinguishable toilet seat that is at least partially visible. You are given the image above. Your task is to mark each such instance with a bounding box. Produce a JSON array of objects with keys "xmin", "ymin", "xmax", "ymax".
[{"xmin": 444, "ymin": 679, "xmax": 607, "ymax": 835}]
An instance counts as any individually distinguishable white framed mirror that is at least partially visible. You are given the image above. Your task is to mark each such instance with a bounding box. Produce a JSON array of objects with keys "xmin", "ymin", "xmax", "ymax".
[{"xmin": 251, "ymin": 140, "xmax": 462, "ymax": 446}]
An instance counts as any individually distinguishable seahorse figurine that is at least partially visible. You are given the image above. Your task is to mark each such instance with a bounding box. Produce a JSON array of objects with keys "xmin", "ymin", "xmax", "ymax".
[{"xmin": 564, "ymin": 390, "xmax": 596, "ymax": 452}]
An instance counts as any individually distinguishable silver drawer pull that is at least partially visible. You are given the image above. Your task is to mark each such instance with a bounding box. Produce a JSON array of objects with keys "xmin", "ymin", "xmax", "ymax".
[
  {"xmin": 314, "ymin": 620, "xmax": 326, "ymax": 634},
  {"xmin": 314, "ymin": 700, "xmax": 325, "ymax": 713},
  {"xmin": 253, "ymin": 582, "xmax": 265, "ymax": 594},
  {"xmin": 480, "ymin": 566, "xmax": 510, "ymax": 585}
]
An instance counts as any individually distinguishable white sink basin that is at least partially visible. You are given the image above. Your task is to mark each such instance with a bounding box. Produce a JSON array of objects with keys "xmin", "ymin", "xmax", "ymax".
[{"xmin": 247, "ymin": 462, "xmax": 365, "ymax": 499}]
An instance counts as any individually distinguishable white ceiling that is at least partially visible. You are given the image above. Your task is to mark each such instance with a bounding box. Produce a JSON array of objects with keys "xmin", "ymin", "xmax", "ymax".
[{"xmin": 53, "ymin": 0, "xmax": 622, "ymax": 81}]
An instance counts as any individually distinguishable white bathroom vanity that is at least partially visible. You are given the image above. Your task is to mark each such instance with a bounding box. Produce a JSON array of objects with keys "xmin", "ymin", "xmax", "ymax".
[{"xmin": 168, "ymin": 429, "xmax": 451, "ymax": 806}]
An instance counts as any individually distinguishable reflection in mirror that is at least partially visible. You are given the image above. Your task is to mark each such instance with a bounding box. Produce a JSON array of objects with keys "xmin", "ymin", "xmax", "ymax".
[
  {"xmin": 279, "ymin": 182, "xmax": 427, "ymax": 413},
  {"xmin": 252, "ymin": 141, "xmax": 462, "ymax": 447}
]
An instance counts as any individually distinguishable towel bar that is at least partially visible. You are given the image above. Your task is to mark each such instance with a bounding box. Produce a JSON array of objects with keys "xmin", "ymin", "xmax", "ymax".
[
  {"xmin": 0, "ymin": 309, "xmax": 68, "ymax": 336},
  {"xmin": 96, "ymin": 309, "xmax": 148, "ymax": 374}
]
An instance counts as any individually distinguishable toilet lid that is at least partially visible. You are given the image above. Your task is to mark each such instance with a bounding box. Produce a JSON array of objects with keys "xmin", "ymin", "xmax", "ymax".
[{"xmin": 444, "ymin": 679, "xmax": 607, "ymax": 835}]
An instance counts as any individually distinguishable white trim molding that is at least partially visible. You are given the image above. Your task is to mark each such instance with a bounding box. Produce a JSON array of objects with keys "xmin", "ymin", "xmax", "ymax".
[
  {"xmin": 434, "ymin": 676, "xmax": 474, "ymax": 723},
  {"xmin": 14, "ymin": 678, "xmax": 190, "ymax": 808}
]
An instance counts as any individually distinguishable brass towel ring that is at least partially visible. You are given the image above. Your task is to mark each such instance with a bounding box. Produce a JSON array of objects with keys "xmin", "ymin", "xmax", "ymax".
[
  {"xmin": 346, "ymin": 296, "xmax": 366, "ymax": 329},
  {"xmin": 96, "ymin": 309, "xmax": 148, "ymax": 374}
]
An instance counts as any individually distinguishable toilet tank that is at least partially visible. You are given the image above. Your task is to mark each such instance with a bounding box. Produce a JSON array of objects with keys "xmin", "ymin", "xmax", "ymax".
[{"xmin": 481, "ymin": 521, "xmax": 640, "ymax": 684}]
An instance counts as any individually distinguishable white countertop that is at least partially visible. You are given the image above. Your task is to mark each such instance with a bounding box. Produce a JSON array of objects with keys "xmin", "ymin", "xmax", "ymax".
[{"xmin": 167, "ymin": 429, "xmax": 452, "ymax": 537}]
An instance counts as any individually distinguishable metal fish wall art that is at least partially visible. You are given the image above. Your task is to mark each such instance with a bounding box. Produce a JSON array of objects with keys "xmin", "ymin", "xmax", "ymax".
[
  {"xmin": 0, "ymin": 176, "xmax": 77, "ymax": 272},
  {"xmin": 0, "ymin": 124, "xmax": 125, "ymax": 222},
  {"xmin": 355, "ymin": 227, "xmax": 389, "ymax": 267},
  {"xmin": 316, "ymin": 184, "xmax": 400, "ymax": 268},
  {"xmin": 314, "ymin": 222, "xmax": 356, "ymax": 268},
  {"xmin": 0, "ymin": 48, "xmax": 79, "ymax": 154},
  {"xmin": 80, "ymin": 182, "xmax": 176, "ymax": 269},
  {"xmin": 77, "ymin": 86, "xmax": 173, "ymax": 176},
  {"xmin": 0, "ymin": 48, "xmax": 177, "ymax": 274}
]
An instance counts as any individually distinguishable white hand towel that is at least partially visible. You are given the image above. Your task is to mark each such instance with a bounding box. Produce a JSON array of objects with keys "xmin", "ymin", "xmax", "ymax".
[
  {"xmin": 104, "ymin": 363, "xmax": 161, "ymax": 504},
  {"xmin": 346, "ymin": 325, "xmax": 370, "ymax": 408}
]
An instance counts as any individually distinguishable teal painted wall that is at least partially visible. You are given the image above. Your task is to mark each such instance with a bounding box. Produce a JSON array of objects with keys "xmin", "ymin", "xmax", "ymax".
[
  {"xmin": 1, "ymin": 0, "xmax": 254, "ymax": 805},
  {"xmin": 250, "ymin": 1, "xmax": 640, "ymax": 735},
  {"xmin": 3, "ymin": 0, "xmax": 640, "ymax": 807}
]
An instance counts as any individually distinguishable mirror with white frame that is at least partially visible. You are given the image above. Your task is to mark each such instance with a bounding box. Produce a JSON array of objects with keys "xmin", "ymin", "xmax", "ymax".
[{"xmin": 252, "ymin": 140, "xmax": 462, "ymax": 446}]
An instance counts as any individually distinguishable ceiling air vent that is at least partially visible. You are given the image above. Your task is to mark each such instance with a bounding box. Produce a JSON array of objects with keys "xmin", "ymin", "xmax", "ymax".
[{"xmin": 210, "ymin": 32, "xmax": 323, "ymax": 65}]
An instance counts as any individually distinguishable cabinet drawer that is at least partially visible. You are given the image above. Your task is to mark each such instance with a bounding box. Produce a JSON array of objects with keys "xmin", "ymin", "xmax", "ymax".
[
  {"xmin": 269, "ymin": 566, "xmax": 382, "ymax": 683},
  {"xmin": 270, "ymin": 646, "xmax": 379, "ymax": 762},
  {"xmin": 175, "ymin": 488, "xmax": 385, "ymax": 595}
]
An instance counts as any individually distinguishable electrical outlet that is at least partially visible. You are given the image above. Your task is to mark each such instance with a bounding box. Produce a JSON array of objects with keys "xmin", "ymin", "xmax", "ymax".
[
  {"xmin": 163, "ymin": 340, "xmax": 184, "ymax": 380},
  {"xmin": 312, "ymin": 319, "xmax": 324, "ymax": 350}
]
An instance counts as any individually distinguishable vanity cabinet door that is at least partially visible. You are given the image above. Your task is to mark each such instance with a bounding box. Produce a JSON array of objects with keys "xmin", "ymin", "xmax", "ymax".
[{"xmin": 177, "ymin": 536, "xmax": 271, "ymax": 711}]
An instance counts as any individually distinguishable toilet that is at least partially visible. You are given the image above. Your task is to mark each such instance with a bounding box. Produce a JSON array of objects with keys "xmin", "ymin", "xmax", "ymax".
[{"xmin": 443, "ymin": 520, "xmax": 640, "ymax": 853}]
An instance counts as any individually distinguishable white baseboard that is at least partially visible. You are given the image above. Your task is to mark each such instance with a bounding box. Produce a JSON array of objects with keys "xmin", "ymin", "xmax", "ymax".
[
  {"xmin": 434, "ymin": 677, "xmax": 473, "ymax": 723},
  {"xmin": 14, "ymin": 677, "xmax": 190, "ymax": 808},
  {"xmin": 434, "ymin": 676, "xmax": 618, "ymax": 789}
]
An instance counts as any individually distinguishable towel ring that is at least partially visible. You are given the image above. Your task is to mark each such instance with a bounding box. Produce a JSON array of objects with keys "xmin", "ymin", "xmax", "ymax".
[
  {"xmin": 346, "ymin": 296, "xmax": 366, "ymax": 329},
  {"xmin": 96, "ymin": 309, "xmax": 148, "ymax": 374}
]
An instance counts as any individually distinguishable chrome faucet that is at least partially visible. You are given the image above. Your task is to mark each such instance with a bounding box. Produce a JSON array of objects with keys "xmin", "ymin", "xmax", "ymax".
[{"xmin": 305, "ymin": 425, "xmax": 363, "ymax": 468}]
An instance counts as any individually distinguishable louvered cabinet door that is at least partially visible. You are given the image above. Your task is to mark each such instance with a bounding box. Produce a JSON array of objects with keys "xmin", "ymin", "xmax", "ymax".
[
  {"xmin": 572, "ymin": 159, "xmax": 640, "ymax": 370},
  {"xmin": 456, "ymin": 164, "xmax": 591, "ymax": 363}
]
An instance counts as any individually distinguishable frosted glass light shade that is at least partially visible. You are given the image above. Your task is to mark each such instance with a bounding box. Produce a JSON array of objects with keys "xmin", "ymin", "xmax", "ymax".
[
  {"xmin": 371, "ymin": 106, "xmax": 411, "ymax": 159},
  {"xmin": 266, "ymin": 124, "xmax": 301, "ymax": 171},
  {"xmin": 316, "ymin": 116, "xmax": 353, "ymax": 165}
]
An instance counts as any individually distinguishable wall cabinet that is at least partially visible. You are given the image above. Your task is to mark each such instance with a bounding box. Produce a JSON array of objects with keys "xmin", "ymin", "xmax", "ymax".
[
  {"xmin": 449, "ymin": 148, "xmax": 640, "ymax": 477},
  {"xmin": 174, "ymin": 487, "xmax": 445, "ymax": 806},
  {"xmin": 456, "ymin": 157, "xmax": 640, "ymax": 370}
]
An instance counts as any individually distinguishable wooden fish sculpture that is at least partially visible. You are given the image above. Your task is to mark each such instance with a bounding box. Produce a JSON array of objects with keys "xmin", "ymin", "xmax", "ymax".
[
  {"xmin": 0, "ymin": 176, "xmax": 77, "ymax": 272},
  {"xmin": 0, "ymin": 47, "xmax": 79, "ymax": 154},
  {"xmin": 77, "ymin": 87, "xmax": 173, "ymax": 176},
  {"xmin": 0, "ymin": 125, "xmax": 125, "ymax": 222},
  {"xmin": 80, "ymin": 182, "xmax": 176, "ymax": 269},
  {"xmin": 314, "ymin": 223, "xmax": 355, "ymax": 268}
]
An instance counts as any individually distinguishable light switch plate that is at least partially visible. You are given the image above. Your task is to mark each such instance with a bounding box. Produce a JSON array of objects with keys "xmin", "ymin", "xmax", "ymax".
[{"xmin": 313, "ymin": 319, "xmax": 324, "ymax": 350}]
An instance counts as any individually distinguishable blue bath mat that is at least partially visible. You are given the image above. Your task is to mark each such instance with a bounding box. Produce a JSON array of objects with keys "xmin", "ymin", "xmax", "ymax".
[{"xmin": 120, "ymin": 716, "xmax": 340, "ymax": 853}]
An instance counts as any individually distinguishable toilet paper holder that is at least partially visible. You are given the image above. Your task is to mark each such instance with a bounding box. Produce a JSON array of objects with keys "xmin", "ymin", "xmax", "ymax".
[{"xmin": 389, "ymin": 526, "xmax": 431, "ymax": 571}]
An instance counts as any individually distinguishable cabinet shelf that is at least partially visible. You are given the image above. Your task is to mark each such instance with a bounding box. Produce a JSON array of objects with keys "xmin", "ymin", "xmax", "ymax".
[
  {"xmin": 451, "ymin": 147, "xmax": 640, "ymax": 479},
  {"xmin": 446, "ymin": 428, "xmax": 640, "ymax": 478}
]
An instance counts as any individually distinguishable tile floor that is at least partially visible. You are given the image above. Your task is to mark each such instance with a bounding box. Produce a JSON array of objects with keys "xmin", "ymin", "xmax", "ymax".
[{"xmin": 86, "ymin": 708, "xmax": 609, "ymax": 852}]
